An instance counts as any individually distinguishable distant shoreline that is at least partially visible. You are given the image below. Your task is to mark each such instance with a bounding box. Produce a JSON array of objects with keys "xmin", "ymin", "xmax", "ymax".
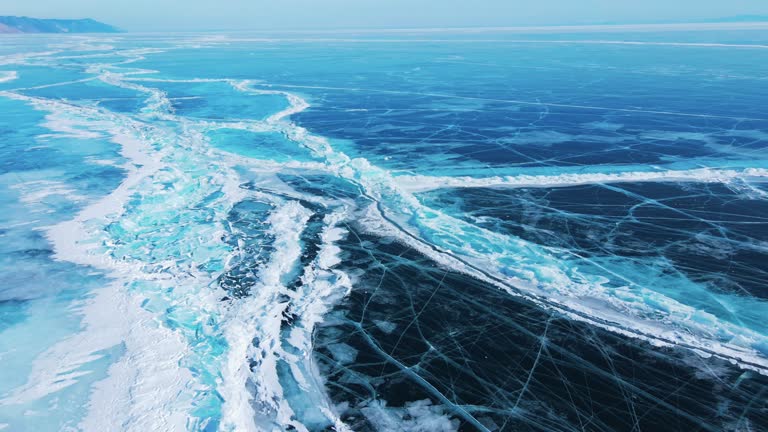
[
  {"xmin": 245, "ymin": 21, "xmax": 768, "ymax": 34},
  {"xmin": 131, "ymin": 21, "xmax": 768, "ymax": 34}
]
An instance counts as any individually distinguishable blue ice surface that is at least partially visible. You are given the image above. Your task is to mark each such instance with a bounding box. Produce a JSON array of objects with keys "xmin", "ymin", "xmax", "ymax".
[
  {"xmin": 0, "ymin": 28, "xmax": 766, "ymax": 431},
  {"xmin": 0, "ymin": 96, "xmax": 127, "ymax": 431}
]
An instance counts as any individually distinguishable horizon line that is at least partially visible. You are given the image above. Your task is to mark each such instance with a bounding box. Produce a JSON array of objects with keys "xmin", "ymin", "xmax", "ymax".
[{"xmin": 122, "ymin": 20, "xmax": 768, "ymax": 34}]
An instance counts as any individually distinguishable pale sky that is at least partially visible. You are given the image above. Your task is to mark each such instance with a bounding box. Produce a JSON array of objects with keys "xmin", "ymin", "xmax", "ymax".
[{"xmin": 2, "ymin": 0, "xmax": 767, "ymax": 31}]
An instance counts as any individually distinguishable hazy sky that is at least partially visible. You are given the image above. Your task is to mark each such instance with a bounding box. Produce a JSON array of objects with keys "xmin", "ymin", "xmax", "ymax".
[{"xmin": 3, "ymin": 0, "xmax": 767, "ymax": 31}]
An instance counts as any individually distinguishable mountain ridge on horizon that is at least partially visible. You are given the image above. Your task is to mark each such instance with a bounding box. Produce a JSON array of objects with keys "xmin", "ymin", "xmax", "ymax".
[{"xmin": 0, "ymin": 16, "xmax": 119, "ymax": 33}]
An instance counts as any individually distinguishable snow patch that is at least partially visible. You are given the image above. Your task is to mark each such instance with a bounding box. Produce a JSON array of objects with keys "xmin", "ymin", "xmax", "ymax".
[
  {"xmin": 361, "ymin": 399, "xmax": 460, "ymax": 432},
  {"xmin": 396, "ymin": 167, "xmax": 768, "ymax": 193},
  {"xmin": 0, "ymin": 71, "xmax": 17, "ymax": 83}
]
